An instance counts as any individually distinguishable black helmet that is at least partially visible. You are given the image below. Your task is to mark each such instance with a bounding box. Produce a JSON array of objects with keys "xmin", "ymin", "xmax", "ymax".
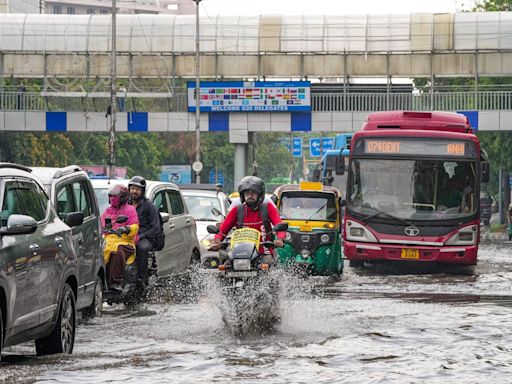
[
  {"xmin": 238, "ymin": 176, "xmax": 265, "ymax": 205},
  {"xmin": 128, "ymin": 176, "xmax": 146, "ymax": 193},
  {"xmin": 108, "ymin": 184, "xmax": 129, "ymax": 206}
]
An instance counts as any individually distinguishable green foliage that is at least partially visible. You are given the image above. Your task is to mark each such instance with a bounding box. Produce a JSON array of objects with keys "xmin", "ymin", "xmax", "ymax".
[{"xmin": 472, "ymin": 0, "xmax": 512, "ymax": 11}]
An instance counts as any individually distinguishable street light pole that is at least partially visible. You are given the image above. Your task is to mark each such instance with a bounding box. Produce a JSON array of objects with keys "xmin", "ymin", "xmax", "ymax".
[
  {"xmin": 108, "ymin": 0, "xmax": 117, "ymax": 180},
  {"xmin": 193, "ymin": 0, "xmax": 202, "ymax": 183}
]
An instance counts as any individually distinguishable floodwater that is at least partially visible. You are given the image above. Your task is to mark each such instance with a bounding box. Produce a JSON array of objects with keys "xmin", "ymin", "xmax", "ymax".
[{"xmin": 2, "ymin": 243, "xmax": 512, "ymax": 383}]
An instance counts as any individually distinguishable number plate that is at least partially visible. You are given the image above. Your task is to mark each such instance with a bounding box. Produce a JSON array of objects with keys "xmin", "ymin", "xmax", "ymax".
[
  {"xmin": 401, "ymin": 248, "xmax": 419, "ymax": 259},
  {"xmin": 226, "ymin": 271, "xmax": 257, "ymax": 278},
  {"xmin": 300, "ymin": 224, "xmax": 312, "ymax": 232}
]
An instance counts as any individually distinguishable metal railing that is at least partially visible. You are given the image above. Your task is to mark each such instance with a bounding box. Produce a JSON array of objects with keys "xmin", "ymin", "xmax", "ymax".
[{"xmin": 3, "ymin": 90, "xmax": 512, "ymax": 113}]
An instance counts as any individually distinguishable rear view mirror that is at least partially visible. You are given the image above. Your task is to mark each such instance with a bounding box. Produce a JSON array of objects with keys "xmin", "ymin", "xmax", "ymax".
[
  {"xmin": 270, "ymin": 195, "xmax": 278, "ymax": 205},
  {"xmin": 207, "ymin": 224, "xmax": 220, "ymax": 234},
  {"xmin": 0, "ymin": 214, "xmax": 37, "ymax": 235},
  {"xmin": 65, "ymin": 211, "xmax": 84, "ymax": 227},
  {"xmin": 211, "ymin": 208, "xmax": 222, "ymax": 217},
  {"xmin": 116, "ymin": 215, "xmax": 128, "ymax": 224},
  {"xmin": 481, "ymin": 162, "xmax": 489, "ymax": 183},
  {"xmin": 160, "ymin": 212, "xmax": 170, "ymax": 223},
  {"xmin": 335, "ymin": 155, "xmax": 345, "ymax": 175},
  {"xmin": 273, "ymin": 222, "xmax": 288, "ymax": 232}
]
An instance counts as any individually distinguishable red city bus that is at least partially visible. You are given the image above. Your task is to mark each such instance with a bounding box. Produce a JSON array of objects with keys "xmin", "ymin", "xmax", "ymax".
[{"xmin": 343, "ymin": 111, "xmax": 489, "ymax": 268}]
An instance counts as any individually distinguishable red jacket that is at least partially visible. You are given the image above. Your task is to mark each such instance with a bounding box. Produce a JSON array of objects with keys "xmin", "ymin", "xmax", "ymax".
[{"xmin": 214, "ymin": 203, "xmax": 286, "ymax": 246}]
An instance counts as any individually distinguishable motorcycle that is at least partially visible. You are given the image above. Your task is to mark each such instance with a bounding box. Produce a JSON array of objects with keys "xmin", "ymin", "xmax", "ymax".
[
  {"xmin": 206, "ymin": 222, "xmax": 288, "ymax": 336},
  {"xmin": 102, "ymin": 215, "xmax": 157, "ymax": 307}
]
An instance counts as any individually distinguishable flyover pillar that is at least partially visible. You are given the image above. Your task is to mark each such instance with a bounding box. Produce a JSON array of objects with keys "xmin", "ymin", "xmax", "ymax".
[{"xmin": 233, "ymin": 143, "xmax": 247, "ymax": 190}]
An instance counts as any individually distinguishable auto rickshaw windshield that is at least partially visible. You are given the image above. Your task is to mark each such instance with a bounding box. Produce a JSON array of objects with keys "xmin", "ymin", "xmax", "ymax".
[{"xmin": 279, "ymin": 192, "xmax": 337, "ymax": 221}]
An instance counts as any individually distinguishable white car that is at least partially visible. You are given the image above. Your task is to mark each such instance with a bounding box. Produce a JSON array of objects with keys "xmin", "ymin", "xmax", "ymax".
[
  {"xmin": 181, "ymin": 188, "xmax": 231, "ymax": 268},
  {"xmin": 91, "ymin": 178, "xmax": 200, "ymax": 276}
]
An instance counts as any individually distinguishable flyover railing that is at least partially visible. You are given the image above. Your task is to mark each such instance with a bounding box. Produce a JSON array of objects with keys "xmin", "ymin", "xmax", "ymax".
[{"xmin": 2, "ymin": 90, "xmax": 512, "ymax": 113}]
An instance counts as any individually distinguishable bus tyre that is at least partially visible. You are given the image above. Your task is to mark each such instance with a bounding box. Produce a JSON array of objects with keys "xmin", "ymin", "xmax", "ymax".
[{"xmin": 35, "ymin": 284, "xmax": 76, "ymax": 356}]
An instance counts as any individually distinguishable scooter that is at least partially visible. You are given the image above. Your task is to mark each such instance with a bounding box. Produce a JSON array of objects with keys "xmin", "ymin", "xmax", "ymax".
[
  {"xmin": 207, "ymin": 222, "xmax": 288, "ymax": 336},
  {"xmin": 102, "ymin": 216, "xmax": 157, "ymax": 307}
]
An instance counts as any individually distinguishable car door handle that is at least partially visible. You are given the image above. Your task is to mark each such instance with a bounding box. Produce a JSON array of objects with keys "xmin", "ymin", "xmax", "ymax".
[
  {"xmin": 29, "ymin": 244, "xmax": 40, "ymax": 253},
  {"xmin": 185, "ymin": 219, "xmax": 191, "ymax": 224},
  {"xmin": 55, "ymin": 236, "xmax": 64, "ymax": 248},
  {"xmin": 169, "ymin": 224, "xmax": 175, "ymax": 229}
]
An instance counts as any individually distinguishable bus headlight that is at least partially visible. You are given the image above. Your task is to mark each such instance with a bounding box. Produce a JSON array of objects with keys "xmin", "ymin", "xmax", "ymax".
[
  {"xmin": 445, "ymin": 225, "xmax": 478, "ymax": 246},
  {"xmin": 349, "ymin": 228, "xmax": 365, "ymax": 237},
  {"xmin": 346, "ymin": 221, "xmax": 378, "ymax": 243}
]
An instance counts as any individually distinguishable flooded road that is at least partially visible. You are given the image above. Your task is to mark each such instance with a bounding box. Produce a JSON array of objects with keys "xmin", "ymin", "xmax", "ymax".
[{"xmin": 2, "ymin": 243, "xmax": 512, "ymax": 383}]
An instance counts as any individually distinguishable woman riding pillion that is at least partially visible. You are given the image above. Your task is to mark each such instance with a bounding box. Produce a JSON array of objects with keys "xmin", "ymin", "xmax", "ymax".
[
  {"xmin": 100, "ymin": 185, "xmax": 140, "ymax": 291},
  {"xmin": 211, "ymin": 176, "xmax": 286, "ymax": 263}
]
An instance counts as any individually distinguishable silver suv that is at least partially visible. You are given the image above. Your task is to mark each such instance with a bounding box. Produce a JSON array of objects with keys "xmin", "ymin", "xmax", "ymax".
[
  {"xmin": 31, "ymin": 165, "xmax": 105, "ymax": 318},
  {"xmin": 0, "ymin": 163, "xmax": 80, "ymax": 360},
  {"xmin": 92, "ymin": 178, "xmax": 200, "ymax": 276}
]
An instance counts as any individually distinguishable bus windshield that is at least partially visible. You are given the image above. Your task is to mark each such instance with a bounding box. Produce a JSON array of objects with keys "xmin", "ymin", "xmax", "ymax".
[{"xmin": 347, "ymin": 159, "xmax": 477, "ymax": 221}]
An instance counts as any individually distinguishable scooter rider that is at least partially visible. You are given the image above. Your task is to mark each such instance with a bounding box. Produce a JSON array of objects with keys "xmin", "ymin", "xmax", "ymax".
[
  {"xmin": 128, "ymin": 176, "xmax": 161, "ymax": 283},
  {"xmin": 101, "ymin": 184, "xmax": 139, "ymax": 290},
  {"xmin": 211, "ymin": 176, "xmax": 285, "ymax": 263}
]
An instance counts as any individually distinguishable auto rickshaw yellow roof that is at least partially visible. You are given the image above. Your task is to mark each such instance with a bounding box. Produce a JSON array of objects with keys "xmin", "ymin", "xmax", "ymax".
[{"xmin": 273, "ymin": 182, "xmax": 342, "ymax": 198}]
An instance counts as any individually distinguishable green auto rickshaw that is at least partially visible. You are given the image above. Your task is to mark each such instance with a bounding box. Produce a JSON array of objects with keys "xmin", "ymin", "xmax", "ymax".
[{"xmin": 274, "ymin": 181, "xmax": 343, "ymax": 277}]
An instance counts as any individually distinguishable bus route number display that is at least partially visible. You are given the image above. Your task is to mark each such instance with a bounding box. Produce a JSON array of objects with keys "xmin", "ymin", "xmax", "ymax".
[{"xmin": 364, "ymin": 139, "xmax": 467, "ymax": 157}]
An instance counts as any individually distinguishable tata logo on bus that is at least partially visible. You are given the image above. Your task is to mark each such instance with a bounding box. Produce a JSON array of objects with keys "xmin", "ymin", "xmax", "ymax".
[
  {"xmin": 404, "ymin": 226, "xmax": 420, "ymax": 237},
  {"xmin": 366, "ymin": 140, "xmax": 401, "ymax": 154}
]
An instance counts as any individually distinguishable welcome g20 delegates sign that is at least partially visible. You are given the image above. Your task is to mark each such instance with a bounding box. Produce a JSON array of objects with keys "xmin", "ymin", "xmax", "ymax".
[{"xmin": 187, "ymin": 81, "xmax": 311, "ymax": 112}]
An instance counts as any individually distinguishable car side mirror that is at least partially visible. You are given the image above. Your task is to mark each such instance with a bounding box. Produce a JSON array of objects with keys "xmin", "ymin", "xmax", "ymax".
[
  {"xmin": 273, "ymin": 222, "xmax": 288, "ymax": 232},
  {"xmin": 116, "ymin": 215, "xmax": 128, "ymax": 224},
  {"xmin": 160, "ymin": 212, "xmax": 170, "ymax": 223},
  {"xmin": 211, "ymin": 208, "xmax": 223, "ymax": 217},
  {"xmin": 340, "ymin": 199, "xmax": 347, "ymax": 208},
  {"xmin": 335, "ymin": 155, "xmax": 345, "ymax": 175},
  {"xmin": 481, "ymin": 162, "xmax": 489, "ymax": 183},
  {"xmin": 65, "ymin": 211, "xmax": 84, "ymax": 227},
  {"xmin": 207, "ymin": 224, "xmax": 220, "ymax": 234},
  {"xmin": 270, "ymin": 194, "xmax": 278, "ymax": 205},
  {"xmin": 0, "ymin": 214, "xmax": 37, "ymax": 235}
]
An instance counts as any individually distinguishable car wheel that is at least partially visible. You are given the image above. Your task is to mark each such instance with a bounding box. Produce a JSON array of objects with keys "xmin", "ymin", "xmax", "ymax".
[
  {"xmin": 0, "ymin": 306, "xmax": 3, "ymax": 362},
  {"xmin": 82, "ymin": 276, "xmax": 103, "ymax": 319},
  {"xmin": 35, "ymin": 284, "xmax": 76, "ymax": 356}
]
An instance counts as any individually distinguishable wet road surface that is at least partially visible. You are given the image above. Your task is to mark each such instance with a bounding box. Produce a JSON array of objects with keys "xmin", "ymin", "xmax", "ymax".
[{"xmin": 2, "ymin": 243, "xmax": 512, "ymax": 383}]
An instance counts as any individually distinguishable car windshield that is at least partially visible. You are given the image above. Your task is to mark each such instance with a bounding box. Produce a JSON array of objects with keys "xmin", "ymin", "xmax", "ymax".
[
  {"xmin": 95, "ymin": 188, "xmax": 110, "ymax": 214},
  {"xmin": 279, "ymin": 192, "xmax": 337, "ymax": 221},
  {"xmin": 183, "ymin": 195, "xmax": 222, "ymax": 221},
  {"xmin": 347, "ymin": 159, "xmax": 477, "ymax": 221}
]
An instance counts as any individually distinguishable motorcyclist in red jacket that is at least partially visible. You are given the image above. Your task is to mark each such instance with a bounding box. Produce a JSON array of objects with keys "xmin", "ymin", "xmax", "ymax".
[{"xmin": 211, "ymin": 176, "xmax": 285, "ymax": 263}]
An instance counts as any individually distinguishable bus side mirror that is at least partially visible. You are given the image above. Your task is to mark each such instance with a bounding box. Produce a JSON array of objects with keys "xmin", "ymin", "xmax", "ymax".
[
  {"xmin": 335, "ymin": 155, "xmax": 345, "ymax": 175},
  {"xmin": 481, "ymin": 162, "xmax": 489, "ymax": 183}
]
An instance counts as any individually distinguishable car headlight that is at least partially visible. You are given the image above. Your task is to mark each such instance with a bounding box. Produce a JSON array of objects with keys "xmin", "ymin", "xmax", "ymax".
[
  {"xmin": 320, "ymin": 233, "xmax": 330, "ymax": 243},
  {"xmin": 233, "ymin": 259, "xmax": 251, "ymax": 271}
]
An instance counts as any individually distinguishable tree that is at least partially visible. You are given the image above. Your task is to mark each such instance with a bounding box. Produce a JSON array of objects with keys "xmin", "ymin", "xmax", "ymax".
[{"xmin": 472, "ymin": 0, "xmax": 512, "ymax": 11}]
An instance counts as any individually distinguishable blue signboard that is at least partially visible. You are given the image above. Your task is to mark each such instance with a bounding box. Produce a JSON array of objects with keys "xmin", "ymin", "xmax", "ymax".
[
  {"xmin": 209, "ymin": 168, "xmax": 224, "ymax": 185},
  {"xmin": 292, "ymin": 138, "xmax": 303, "ymax": 157},
  {"xmin": 310, "ymin": 138, "xmax": 321, "ymax": 157},
  {"xmin": 187, "ymin": 81, "xmax": 311, "ymax": 112},
  {"xmin": 322, "ymin": 137, "xmax": 334, "ymax": 151},
  {"xmin": 160, "ymin": 165, "xmax": 191, "ymax": 184}
]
